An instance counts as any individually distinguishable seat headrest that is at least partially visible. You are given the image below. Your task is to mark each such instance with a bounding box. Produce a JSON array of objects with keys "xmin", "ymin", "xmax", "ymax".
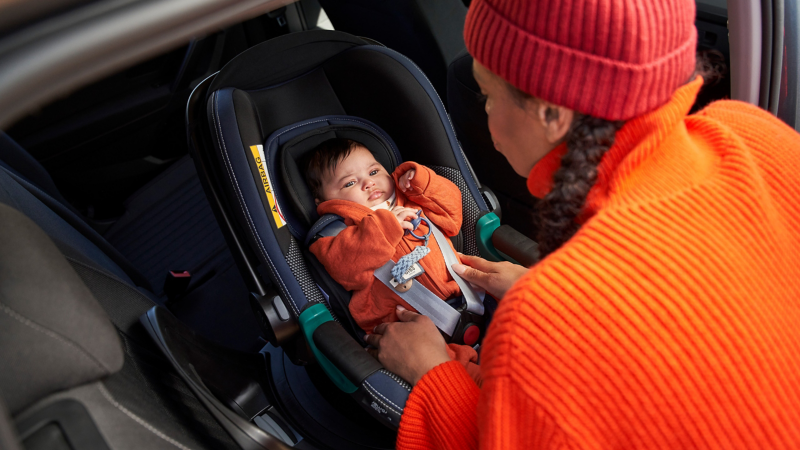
[{"xmin": 265, "ymin": 116, "xmax": 402, "ymax": 236}]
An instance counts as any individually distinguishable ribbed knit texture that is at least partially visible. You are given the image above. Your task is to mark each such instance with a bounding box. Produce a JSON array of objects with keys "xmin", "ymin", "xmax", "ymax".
[
  {"xmin": 464, "ymin": 0, "xmax": 697, "ymax": 120},
  {"xmin": 397, "ymin": 80, "xmax": 800, "ymax": 449}
]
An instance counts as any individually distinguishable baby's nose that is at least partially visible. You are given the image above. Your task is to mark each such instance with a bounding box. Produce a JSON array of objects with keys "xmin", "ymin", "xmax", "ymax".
[{"xmin": 363, "ymin": 179, "xmax": 375, "ymax": 189}]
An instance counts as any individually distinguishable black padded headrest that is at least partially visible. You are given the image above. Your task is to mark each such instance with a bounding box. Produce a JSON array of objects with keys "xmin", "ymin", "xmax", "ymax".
[
  {"xmin": 208, "ymin": 30, "xmax": 367, "ymax": 96},
  {"xmin": 267, "ymin": 117, "xmax": 402, "ymax": 234}
]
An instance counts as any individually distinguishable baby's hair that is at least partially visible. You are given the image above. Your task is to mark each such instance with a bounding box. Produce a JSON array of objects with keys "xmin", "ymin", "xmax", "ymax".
[{"xmin": 306, "ymin": 138, "xmax": 361, "ymax": 199}]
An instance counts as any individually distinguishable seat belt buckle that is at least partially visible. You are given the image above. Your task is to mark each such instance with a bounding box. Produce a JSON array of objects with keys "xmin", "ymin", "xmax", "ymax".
[
  {"xmin": 446, "ymin": 300, "xmax": 484, "ymax": 347},
  {"xmin": 164, "ymin": 270, "xmax": 191, "ymax": 300}
]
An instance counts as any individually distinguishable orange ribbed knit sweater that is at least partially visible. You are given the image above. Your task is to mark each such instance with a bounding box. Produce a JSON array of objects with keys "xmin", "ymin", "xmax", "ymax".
[{"xmin": 396, "ymin": 78, "xmax": 800, "ymax": 449}]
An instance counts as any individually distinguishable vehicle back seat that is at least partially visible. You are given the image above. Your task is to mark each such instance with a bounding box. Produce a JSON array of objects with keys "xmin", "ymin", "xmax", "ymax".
[
  {"xmin": 0, "ymin": 203, "xmax": 241, "ymax": 450},
  {"xmin": 0, "ymin": 132, "xmax": 269, "ymax": 447},
  {"xmin": 0, "ymin": 132, "xmax": 261, "ymax": 352}
]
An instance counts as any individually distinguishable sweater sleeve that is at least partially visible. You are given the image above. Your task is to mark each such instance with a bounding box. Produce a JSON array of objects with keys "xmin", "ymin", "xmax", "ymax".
[
  {"xmin": 393, "ymin": 162, "xmax": 463, "ymax": 237},
  {"xmin": 396, "ymin": 364, "xmax": 568, "ymax": 450},
  {"xmin": 309, "ymin": 209, "xmax": 405, "ymax": 291},
  {"xmin": 396, "ymin": 361, "xmax": 480, "ymax": 450}
]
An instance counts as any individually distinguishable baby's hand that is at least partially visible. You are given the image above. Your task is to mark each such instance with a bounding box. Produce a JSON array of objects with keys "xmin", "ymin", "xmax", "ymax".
[
  {"xmin": 391, "ymin": 206, "xmax": 418, "ymax": 231},
  {"xmin": 398, "ymin": 169, "xmax": 416, "ymax": 192}
]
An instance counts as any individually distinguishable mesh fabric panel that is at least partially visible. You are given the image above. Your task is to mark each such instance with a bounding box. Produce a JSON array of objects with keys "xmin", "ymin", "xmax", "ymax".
[
  {"xmin": 431, "ymin": 166, "xmax": 480, "ymax": 256},
  {"xmin": 286, "ymin": 237, "xmax": 337, "ymax": 320}
]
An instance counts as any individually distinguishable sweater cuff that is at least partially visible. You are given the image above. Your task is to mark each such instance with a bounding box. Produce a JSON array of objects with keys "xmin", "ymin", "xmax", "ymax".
[
  {"xmin": 397, "ymin": 361, "xmax": 480, "ymax": 450},
  {"xmin": 372, "ymin": 208, "xmax": 406, "ymax": 246},
  {"xmin": 394, "ymin": 161, "xmax": 431, "ymax": 196}
]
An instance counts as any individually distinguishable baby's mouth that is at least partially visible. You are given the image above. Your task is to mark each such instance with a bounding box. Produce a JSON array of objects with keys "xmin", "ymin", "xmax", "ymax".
[{"xmin": 368, "ymin": 190, "xmax": 383, "ymax": 201}]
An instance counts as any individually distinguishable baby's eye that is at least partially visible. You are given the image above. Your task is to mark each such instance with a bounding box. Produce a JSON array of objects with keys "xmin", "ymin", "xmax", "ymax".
[
  {"xmin": 476, "ymin": 92, "xmax": 488, "ymax": 102},
  {"xmin": 370, "ymin": 169, "xmax": 379, "ymax": 176},
  {"xmin": 343, "ymin": 181, "xmax": 355, "ymax": 188}
]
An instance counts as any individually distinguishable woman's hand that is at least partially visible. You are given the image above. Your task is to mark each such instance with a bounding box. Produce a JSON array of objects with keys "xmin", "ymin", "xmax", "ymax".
[
  {"xmin": 366, "ymin": 306, "xmax": 450, "ymax": 386},
  {"xmin": 391, "ymin": 206, "xmax": 418, "ymax": 231},
  {"xmin": 398, "ymin": 169, "xmax": 416, "ymax": 192},
  {"xmin": 453, "ymin": 253, "xmax": 528, "ymax": 299}
]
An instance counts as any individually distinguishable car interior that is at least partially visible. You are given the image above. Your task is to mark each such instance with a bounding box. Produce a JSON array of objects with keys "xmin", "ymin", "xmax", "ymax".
[{"xmin": 0, "ymin": 0, "xmax": 793, "ymax": 448}]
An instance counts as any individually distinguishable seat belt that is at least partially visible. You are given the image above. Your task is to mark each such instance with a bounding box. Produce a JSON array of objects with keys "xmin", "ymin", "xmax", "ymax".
[
  {"xmin": 429, "ymin": 223, "xmax": 484, "ymax": 315},
  {"xmin": 374, "ymin": 261, "xmax": 461, "ymax": 336}
]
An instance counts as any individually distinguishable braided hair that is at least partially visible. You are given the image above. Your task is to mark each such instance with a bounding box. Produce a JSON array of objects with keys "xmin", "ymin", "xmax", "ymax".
[
  {"xmin": 507, "ymin": 83, "xmax": 624, "ymax": 259},
  {"xmin": 524, "ymin": 52, "xmax": 720, "ymax": 258},
  {"xmin": 537, "ymin": 116, "xmax": 623, "ymax": 257}
]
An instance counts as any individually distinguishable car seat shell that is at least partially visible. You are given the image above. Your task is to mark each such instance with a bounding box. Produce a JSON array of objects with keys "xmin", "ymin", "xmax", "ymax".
[{"xmin": 188, "ymin": 29, "xmax": 493, "ymax": 430}]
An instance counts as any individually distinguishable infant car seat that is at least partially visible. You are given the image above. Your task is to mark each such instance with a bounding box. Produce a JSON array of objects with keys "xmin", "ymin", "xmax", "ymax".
[{"xmin": 184, "ymin": 30, "xmax": 499, "ymax": 432}]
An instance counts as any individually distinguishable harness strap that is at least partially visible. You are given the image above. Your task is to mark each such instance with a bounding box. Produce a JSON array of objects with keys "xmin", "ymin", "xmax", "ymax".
[
  {"xmin": 305, "ymin": 213, "xmax": 346, "ymax": 246},
  {"xmin": 429, "ymin": 223, "xmax": 484, "ymax": 315},
  {"xmin": 374, "ymin": 261, "xmax": 461, "ymax": 336}
]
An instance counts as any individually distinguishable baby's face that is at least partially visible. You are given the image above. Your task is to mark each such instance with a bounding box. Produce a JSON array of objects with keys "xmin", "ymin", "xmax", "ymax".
[{"xmin": 316, "ymin": 146, "xmax": 395, "ymax": 207}]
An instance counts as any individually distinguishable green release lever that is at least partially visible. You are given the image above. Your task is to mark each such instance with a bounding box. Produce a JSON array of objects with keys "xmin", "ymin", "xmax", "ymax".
[
  {"xmin": 476, "ymin": 212, "xmax": 503, "ymax": 262},
  {"xmin": 298, "ymin": 303, "xmax": 357, "ymax": 393},
  {"xmin": 476, "ymin": 212, "xmax": 523, "ymax": 265}
]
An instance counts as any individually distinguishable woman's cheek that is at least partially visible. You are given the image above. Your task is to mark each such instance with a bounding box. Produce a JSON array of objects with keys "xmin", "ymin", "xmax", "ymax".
[{"xmin": 487, "ymin": 114, "xmax": 509, "ymax": 152}]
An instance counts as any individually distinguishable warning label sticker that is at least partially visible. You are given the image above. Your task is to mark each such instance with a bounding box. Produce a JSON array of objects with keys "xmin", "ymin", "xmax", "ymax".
[{"xmin": 249, "ymin": 145, "xmax": 286, "ymax": 228}]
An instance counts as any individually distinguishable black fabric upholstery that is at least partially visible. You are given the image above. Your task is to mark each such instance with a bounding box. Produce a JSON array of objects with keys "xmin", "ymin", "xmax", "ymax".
[
  {"xmin": 249, "ymin": 69, "xmax": 346, "ymax": 136},
  {"xmin": 65, "ymin": 254, "xmax": 240, "ymax": 449},
  {"xmin": 0, "ymin": 132, "xmax": 256, "ymax": 350},
  {"xmin": 0, "ymin": 132, "xmax": 70, "ymax": 212},
  {"xmin": 102, "ymin": 155, "xmax": 260, "ymax": 351},
  {"xmin": 0, "ymin": 166, "xmax": 152, "ymax": 290},
  {"xmin": 0, "ymin": 398, "xmax": 21, "ymax": 450},
  {"xmin": 0, "ymin": 138, "xmax": 255, "ymax": 446},
  {"xmin": 231, "ymin": 89, "xmax": 264, "ymax": 150},
  {"xmin": 103, "ymin": 157, "xmax": 239, "ymax": 298},
  {"xmin": 0, "ymin": 204, "xmax": 124, "ymax": 414},
  {"xmin": 321, "ymin": 49, "xmax": 458, "ymax": 169},
  {"xmin": 67, "ymin": 260, "xmax": 159, "ymax": 336},
  {"xmin": 102, "ymin": 333, "xmax": 239, "ymax": 450},
  {"xmin": 64, "ymin": 247, "xmax": 240, "ymax": 449},
  {"xmin": 208, "ymin": 30, "xmax": 365, "ymax": 95}
]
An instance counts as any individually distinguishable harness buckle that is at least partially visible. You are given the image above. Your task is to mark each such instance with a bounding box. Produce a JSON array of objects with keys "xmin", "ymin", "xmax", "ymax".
[{"xmin": 445, "ymin": 297, "xmax": 485, "ymax": 347}]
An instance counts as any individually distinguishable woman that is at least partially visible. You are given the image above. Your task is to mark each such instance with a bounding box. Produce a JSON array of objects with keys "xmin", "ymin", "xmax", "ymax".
[{"xmin": 366, "ymin": 0, "xmax": 800, "ymax": 448}]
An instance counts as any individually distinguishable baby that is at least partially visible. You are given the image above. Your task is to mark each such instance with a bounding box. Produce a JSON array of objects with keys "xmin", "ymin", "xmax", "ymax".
[{"xmin": 306, "ymin": 138, "xmax": 480, "ymax": 383}]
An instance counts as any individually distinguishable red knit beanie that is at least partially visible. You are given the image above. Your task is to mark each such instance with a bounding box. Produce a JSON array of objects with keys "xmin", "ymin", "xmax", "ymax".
[{"xmin": 464, "ymin": 0, "xmax": 698, "ymax": 121}]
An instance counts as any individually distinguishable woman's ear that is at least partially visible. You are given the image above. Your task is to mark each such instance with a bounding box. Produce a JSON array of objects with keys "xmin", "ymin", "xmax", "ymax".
[{"xmin": 536, "ymin": 102, "xmax": 574, "ymax": 144}]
